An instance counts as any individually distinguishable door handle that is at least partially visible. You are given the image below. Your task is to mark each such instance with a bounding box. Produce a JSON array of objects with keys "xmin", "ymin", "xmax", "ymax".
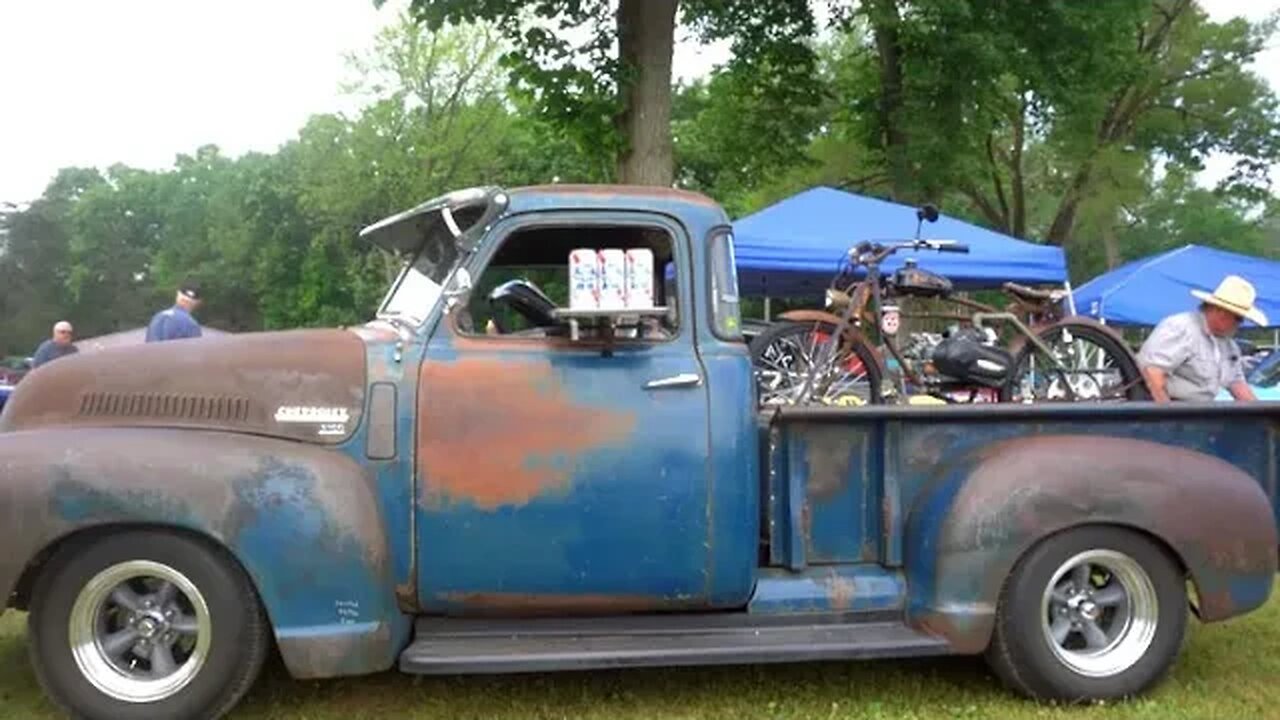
[{"xmin": 644, "ymin": 373, "xmax": 702, "ymax": 390}]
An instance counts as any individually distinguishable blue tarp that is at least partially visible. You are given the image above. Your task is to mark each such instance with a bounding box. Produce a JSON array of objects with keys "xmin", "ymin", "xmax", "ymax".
[
  {"xmin": 730, "ymin": 186, "xmax": 1069, "ymax": 297},
  {"xmin": 1072, "ymin": 244, "xmax": 1280, "ymax": 328}
]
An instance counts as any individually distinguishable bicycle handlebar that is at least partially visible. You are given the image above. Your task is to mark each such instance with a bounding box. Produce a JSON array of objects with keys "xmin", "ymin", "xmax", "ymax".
[{"xmin": 850, "ymin": 240, "xmax": 971, "ymax": 263}]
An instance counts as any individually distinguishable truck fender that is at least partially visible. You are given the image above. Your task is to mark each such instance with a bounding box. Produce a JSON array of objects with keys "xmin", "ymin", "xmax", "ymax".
[
  {"xmin": 903, "ymin": 434, "xmax": 1276, "ymax": 654},
  {"xmin": 0, "ymin": 427, "xmax": 407, "ymax": 679}
]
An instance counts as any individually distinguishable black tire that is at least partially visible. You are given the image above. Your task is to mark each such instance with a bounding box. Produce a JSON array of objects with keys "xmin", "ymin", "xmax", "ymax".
[
  {"xmin": 748, "ymin": 320, "xmax": 883, "ymax": 406},
  {"xmin": 28, "ymin": 529, "xmax": 270, "ymax": 720},
  {"xmin": 1006, "ymin": 322, "xmax": 1149, "ymax": 402},
  {"xmin": 985, "ymin": 526, "xmax": 1187, "ymax": 702}
]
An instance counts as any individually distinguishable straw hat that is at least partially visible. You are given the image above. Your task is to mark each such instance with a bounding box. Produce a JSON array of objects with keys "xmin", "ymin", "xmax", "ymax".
[{"xmin": 1191, "ymin": 275, "xmax": 1268, "ymax": 325}]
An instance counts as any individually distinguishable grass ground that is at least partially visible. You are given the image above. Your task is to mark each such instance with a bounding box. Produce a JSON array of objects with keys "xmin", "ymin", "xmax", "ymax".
[{"xmin": 3, "ymin": 588, "xmax": 1279, "ymax": 720}]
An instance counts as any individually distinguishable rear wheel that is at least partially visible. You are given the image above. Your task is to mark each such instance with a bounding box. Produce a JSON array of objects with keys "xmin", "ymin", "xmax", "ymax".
[
  {"xmin": 1007, "ymin": 322, "xmax": 1148, "ymax": 402},
  {"xmin": 749, "ymin": 320, "xmax": 883, "ymax": 406},
  {"xmin": 28, "ymin": 530, "xmax": 270, "ymax": 720},
  {"xmin": 986, "ymin": 526, "xmax": 1187, "ymax": 702}
]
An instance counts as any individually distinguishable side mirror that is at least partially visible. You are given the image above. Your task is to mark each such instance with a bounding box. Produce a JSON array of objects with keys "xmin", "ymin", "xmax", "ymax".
[{"xmin": 917, "ymin": 204, "xmax": 939, "ymax": 223}]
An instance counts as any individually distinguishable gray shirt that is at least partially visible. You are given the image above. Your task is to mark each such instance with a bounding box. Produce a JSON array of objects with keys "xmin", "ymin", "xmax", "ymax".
[{"xmin": 1137, "ymin": 310, "xmax": 1244, "ymax": 401}]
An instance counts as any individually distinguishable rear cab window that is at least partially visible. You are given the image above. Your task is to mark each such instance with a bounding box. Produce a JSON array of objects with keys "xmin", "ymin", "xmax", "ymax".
[{"xmin": 709, "ymin": 230, "xmax": 743, "ymax": 341}]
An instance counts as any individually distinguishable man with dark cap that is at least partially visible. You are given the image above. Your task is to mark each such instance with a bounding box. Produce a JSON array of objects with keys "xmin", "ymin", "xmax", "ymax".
[{"xmin": 145, "ymin": 281, "xmax": 203, "ymax": 343}]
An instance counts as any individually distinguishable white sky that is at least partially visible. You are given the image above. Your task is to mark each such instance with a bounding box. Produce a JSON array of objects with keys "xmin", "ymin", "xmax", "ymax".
[{"xmin": 0, "ymin": 0, "xmax": 1275, "ymax": 205}]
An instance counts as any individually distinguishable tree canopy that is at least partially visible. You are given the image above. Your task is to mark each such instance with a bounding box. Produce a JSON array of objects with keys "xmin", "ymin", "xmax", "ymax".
[{"xmin": 1, "ymin": 2, "xmax": 1277, "ymax": 358}]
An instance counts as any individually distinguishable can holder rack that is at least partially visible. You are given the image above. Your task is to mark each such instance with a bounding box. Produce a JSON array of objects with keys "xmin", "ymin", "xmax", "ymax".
[{"xmin": 552, "ymin": 306, "xmax": 671, "ymax": 357}]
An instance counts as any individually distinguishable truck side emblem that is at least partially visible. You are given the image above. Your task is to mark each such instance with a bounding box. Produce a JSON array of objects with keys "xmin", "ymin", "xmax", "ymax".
[{"xmin": 274, "ymin": 406, "xmax": 351, "ymax": 436}]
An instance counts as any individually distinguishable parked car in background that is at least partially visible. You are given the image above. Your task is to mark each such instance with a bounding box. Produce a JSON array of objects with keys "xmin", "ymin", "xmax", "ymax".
[
  {"xmin": 1218, "ymin": 349, "xmax": 1280, "ymax": 400},
  {"xmin": 0, "ymin": 358, "xmax": 32, "ymax": 415}
]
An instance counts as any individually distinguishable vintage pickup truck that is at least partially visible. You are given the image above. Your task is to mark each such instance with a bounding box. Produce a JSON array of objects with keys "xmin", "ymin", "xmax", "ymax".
[{"xmin": 1, "ymin": 185, "xmax": 1276, "ymax": 720}]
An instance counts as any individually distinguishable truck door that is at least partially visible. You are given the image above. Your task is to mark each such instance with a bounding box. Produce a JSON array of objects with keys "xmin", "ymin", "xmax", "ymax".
[{"xmin": 414, "ymin": 212, "xmax": 714, "ymax": 614}]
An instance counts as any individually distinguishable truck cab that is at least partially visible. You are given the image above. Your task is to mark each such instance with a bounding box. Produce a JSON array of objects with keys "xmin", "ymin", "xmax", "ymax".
[{"xmin": 0, "ymin": 185, "xmax": 1275, "ymax": 720}]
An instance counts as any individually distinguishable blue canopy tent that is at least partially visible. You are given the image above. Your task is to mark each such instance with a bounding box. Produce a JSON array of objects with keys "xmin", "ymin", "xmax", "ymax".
[
  {"xmin": 1071, "ymin": 244, "xmax": 1280, "ymax": 328},
  {"xmin": 730, "ymin": 187, "xmax": 1069, "ymax": 298}
]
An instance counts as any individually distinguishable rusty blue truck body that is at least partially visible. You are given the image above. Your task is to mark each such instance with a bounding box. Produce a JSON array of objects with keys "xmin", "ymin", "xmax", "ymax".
[{"xmin": 0, "ymin": 185, "xmax": 1276, "ymax": 718}]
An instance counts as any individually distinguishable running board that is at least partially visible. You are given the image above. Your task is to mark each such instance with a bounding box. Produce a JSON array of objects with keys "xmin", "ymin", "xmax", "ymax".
[{"xmin": 400, "ymin": 615, "xmax": 950, "ymax": 675}]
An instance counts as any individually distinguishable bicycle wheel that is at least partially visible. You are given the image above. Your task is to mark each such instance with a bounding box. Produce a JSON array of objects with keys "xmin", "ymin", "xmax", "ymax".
[
  {"xmin": 749, "ymin": 320, "xmax": 884, "ymax": 406},
  {"xmin": 1006, "ymin": 322, "xmax": 1148, "ymax": 402}
]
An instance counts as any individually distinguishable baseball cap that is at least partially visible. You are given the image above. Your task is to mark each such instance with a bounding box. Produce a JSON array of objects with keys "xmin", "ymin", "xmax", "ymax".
[{"xmin": 178, "ymin": 281, "xmax": 202, "ymax": 301}]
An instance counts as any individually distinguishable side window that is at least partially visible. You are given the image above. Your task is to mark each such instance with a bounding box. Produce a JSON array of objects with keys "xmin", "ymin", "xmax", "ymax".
[
  {"xmin": 709, "ymin": 230, "xmax": 743, "ymax": 341},
  {"xmin": 459, "ymin": 224, "xmax": 681, "ymax": 343}
]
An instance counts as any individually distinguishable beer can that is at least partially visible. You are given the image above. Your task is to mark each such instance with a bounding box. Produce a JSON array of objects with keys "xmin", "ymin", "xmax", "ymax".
[
  {"xmin": 624, "ymin": 248, "xmax": 655, "ymax": 309},
  {"xmin": 597, "ymin": 249, "xmax": 626, "ymax": 311},
  {"xmin": 569, "ymin": 248, "xmax": 599, "ymax": 310}
]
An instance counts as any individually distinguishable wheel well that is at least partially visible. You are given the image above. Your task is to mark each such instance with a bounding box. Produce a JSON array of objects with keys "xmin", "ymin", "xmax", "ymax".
[
  {"xmin": 1013, "ymin": 521, "xmax": 1197, "ymax": 617},
  {"xmin": 10, "ymin": 523, "xmax": 255, "ymax": 613}
]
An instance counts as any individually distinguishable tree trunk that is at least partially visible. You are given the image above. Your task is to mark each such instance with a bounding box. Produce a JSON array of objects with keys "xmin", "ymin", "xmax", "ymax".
[
  {"xmin": 615, "ymin": 0, "xmax": 678, "ymax": 186},
  {"xmin": 868, "ymin": 0, "xmax": 911, "ymax": 202},
  {"xmin": 1102, "ymin": 222, "xmax": 1120, "ymax": 269}
]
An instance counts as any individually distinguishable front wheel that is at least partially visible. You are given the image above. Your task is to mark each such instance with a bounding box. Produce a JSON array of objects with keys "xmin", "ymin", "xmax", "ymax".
[
  {"xmin": 28, "ymin": 530, "xmax": 270, "ymax": 720},
  {"xmin": 986, "ymin": 526, "xmax": 1187, "ymax": 702},
  {"xmin": 748, "ymin": 320, "xmax": 883, "ymax": 406}
]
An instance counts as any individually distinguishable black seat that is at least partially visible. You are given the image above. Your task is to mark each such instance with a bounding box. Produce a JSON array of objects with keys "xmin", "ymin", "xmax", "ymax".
[{"xmin": 1003, "ymin": 282, "xmax": 1061, "ymax": 303}]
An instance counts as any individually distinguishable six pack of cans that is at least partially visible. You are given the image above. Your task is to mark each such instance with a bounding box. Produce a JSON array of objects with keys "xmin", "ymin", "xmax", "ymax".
[{"xmin": 568, "ymin": 248, "xmax": 656, "ymax": 311}]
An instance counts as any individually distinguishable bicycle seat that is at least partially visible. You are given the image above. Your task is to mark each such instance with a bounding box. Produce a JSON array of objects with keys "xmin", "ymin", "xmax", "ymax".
[{"xmin": 1003, "ymin": 282, "xmax": 1066, "ymax": 303}]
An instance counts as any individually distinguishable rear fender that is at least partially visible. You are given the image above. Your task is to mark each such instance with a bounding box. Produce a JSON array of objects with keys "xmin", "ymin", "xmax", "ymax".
[
  {"xmin": 904, "ymin": 434, "xmax": 1277, "ymax": 654},
  {"xmin": 0, "ymin": 428, "xmax": 406, "ymax": 679}
]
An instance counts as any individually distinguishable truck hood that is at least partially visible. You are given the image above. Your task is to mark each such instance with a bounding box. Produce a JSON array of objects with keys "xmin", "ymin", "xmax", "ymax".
[{"xmin": 0, "ymin": 329, "xmax": 367, "ymax": 445}]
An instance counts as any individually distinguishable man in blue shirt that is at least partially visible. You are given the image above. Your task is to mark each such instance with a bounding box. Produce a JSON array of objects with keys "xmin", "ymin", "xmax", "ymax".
[
  {"xmin": 146, "ymin": 282, "xmax": 204, "ymax": 343},
  {"xmin": 32, "ymin": 321, "xmax": 79, "ymax": 367}
]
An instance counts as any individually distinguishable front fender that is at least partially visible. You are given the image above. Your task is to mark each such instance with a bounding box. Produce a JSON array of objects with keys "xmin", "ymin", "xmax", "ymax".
[
  {"xmin": 905, "ymin": 434, "xmax": 1277, "ymax": 653},
  {"xmin": 0, "ymin": 427, "xmax": 407, "ymax": 679}
]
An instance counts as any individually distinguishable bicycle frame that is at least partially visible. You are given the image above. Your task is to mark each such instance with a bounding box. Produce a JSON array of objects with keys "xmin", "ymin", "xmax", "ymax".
[{"xmin": 794, "ymin": 242, "xmax": 1083, "ymax": 404}]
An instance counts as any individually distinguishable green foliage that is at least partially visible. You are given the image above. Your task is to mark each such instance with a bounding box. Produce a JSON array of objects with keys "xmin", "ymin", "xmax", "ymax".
[
  {"xmin": 396, "ymin": 0, "xmax": 824, "ymax": 184},
  {"xmin": 2, "ymin": 1, "xmax": 1278, "ymax": 356},
  {"xmin": 0, "ymin": 18, "xmax": 597, "ymax": 356}
]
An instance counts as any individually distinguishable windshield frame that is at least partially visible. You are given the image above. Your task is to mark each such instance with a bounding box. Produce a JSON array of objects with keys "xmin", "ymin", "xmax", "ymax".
[{"xmin": 368, "ymin": 188, "xmax": 508, "ymax": 329}]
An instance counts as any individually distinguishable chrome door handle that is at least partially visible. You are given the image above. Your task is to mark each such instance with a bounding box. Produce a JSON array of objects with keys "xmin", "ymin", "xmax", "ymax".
[{"xmin": 644, "ymin": 373, "xmax": 702, "ymax": 390}]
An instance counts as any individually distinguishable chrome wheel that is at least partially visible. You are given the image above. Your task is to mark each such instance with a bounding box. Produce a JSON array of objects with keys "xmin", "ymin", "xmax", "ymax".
[
  {"xmin": 753, "ymin": 323, "xmax": 875, "ymax": 406},
  {"xmin": 1040, "ymin": 549, "xmax": 1158, "ymax": 678},
  {"xmin": 68, "ymin": 560, "xmax": 212, "ymax": 703}
]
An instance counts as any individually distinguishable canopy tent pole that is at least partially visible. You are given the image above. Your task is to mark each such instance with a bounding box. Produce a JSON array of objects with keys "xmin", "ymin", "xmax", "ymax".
[
  {"xmin": 764, "ymin": 297, "xmax": 772, "ymax": 322},
  {"xmin": 1063, "ymin": 281, "xmax": 1078, "ymax": 316}
]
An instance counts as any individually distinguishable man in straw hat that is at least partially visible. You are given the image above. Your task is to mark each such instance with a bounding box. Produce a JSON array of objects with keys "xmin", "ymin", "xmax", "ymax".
[{"xmin": 1137, "ymin": 275, "xmax": 1267, "ymax": 402}]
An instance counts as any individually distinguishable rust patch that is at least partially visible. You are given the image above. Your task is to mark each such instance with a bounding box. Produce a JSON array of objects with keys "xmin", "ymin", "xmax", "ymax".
[
  {"xmin": 436, "ymin": 591, "xmax": 694, "ymax": 616},
  {"xmin": 418, "ymin": 358, "xmax": 636, "ymax": 509},
  {"xmin": 804, "ymin": 427, "xmax": 853, "ymax": 500},
  {"xmin": 0, "ymin": 328, "xmax": 367, "ymax": 445},
  {"xmin": 395, "ymin": 581, "xmax": 417, "ymax": 610},
  {"xmin": 277, "ymin": 621, "xmax": 396, "ymax": 679},
  {"xmin": 826, "ymin": 570, "xmax": 857, "ymax": 612},
  {"xmin": 912, "ymin": 611, "xmax": 992, "ymax": 655}
]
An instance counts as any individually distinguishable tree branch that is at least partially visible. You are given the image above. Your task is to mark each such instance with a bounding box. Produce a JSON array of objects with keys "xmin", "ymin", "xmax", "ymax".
[
  {"xmin": 836, "ymin": 172, "xmax": 890, "ymax": 192},
  {"xmin": 960, "ymin": 185, "xmax": 1008, "ymax": 233}
]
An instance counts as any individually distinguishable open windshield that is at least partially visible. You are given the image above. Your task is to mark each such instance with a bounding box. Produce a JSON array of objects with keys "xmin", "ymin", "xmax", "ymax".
[
  {"xmin": 363, "ymin": 188, "xmax": 502, "ymax": 326},
  {"xmin": 379, "ymin": 243, "xmax": 461, "ymax": 325}
]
